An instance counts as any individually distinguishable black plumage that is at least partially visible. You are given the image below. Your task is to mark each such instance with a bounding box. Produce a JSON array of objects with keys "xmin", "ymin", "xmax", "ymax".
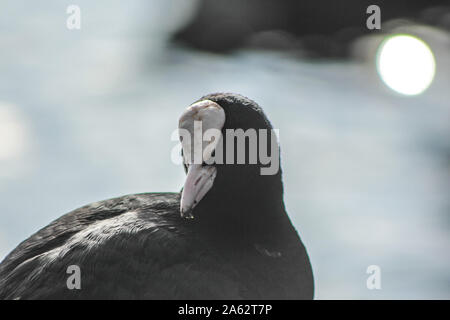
[{"xmin": 0, "ymin": 93, "xmax": 314, "ymax": 299}]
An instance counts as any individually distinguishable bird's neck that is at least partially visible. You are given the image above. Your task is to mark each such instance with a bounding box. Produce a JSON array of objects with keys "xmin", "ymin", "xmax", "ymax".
[{"xmin": 192, "ymin": 173, "xmax": 298, "ymax": 247}]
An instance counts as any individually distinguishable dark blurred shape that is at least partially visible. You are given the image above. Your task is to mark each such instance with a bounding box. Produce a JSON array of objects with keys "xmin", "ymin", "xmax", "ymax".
[{"xmin": 172, "ymin": 0, "xmax": 449, "ymax": 58}]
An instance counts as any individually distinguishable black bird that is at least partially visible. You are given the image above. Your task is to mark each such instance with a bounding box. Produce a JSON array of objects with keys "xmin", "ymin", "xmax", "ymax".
[{"xmin": 0, "ymin": 93, "xmax": 314, "ymax": 299}]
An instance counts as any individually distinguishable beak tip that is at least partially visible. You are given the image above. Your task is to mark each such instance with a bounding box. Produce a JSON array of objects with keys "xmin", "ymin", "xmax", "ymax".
[
  {"xmin": 180, "ymin": 208, "xmax": 195, "ymax": 220},
  {"xmin": 180, "ymin": 164, "xmax": 217, "ymax": 221}
]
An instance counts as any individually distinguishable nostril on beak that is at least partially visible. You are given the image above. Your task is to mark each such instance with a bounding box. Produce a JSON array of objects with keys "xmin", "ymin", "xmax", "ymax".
[{"xmin": 194, "ymin": 176, "xmax": 202, "ymax": 186}]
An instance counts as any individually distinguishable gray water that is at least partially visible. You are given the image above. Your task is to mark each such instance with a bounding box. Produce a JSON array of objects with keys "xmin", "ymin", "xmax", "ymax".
[{"xmin": 0, "ymin": 1, "xmax": 449, "ymax": 299}]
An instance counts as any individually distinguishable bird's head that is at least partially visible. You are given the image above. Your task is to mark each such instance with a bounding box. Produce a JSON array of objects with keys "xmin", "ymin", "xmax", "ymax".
[{"xmin": 179, "ymin": 93, "xmax": 282, "ymax": 220}]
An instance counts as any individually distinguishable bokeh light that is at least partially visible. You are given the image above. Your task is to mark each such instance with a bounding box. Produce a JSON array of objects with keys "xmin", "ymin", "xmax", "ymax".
[
  {"xmin": 0, "ymin": 103, "xmax": 26, "ymax": 161},
  {"xmin": 376, "ymin": 34, "xmax": 436, "ymax": 95}
]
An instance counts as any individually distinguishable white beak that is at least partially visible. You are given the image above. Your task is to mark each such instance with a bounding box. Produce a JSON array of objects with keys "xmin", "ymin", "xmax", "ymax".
[{"xmin": 180, "ymin": 164, "xmax": 217, "ymax": 219}]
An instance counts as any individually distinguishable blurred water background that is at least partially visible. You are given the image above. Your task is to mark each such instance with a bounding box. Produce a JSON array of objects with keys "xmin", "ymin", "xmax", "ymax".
[{"xmin": 0, "ymin": 0, "xmax": 449, "ymax": 299}]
